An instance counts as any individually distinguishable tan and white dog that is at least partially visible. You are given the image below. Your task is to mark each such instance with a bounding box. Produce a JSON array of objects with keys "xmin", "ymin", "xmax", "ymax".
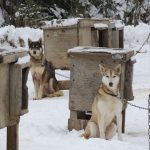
[
  {"xmin": 82, "ymin": 64, "xmax": 123, "ymax": 141},
  {"xmin": 28, "ymin": 38, "xmax": 63, "ymax": 100}
]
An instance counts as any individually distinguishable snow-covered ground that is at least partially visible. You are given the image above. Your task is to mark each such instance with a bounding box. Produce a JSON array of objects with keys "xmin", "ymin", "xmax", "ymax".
[{"xmin": 0, "ymin": 22, "xmax": 150, "ymax": 150}]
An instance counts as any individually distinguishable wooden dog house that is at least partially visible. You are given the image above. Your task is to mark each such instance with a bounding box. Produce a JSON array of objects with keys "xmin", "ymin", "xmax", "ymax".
[
  {"xmin": 68, "ymin": 47, "xmax": 135, "ymax": 133},
  {"xmin": 0, "ymin": 49, "xmax": 29, "ymax": 150},
  {"xmin": 43, "ymin": 18, "xmax": 124, "ymax": 69}
]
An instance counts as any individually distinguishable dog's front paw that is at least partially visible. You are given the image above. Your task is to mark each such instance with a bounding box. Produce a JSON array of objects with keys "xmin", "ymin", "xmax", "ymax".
[
  {"xmin": 33, "ymin": 97, "xmax": 37, "ymax": 100},
  {"xmin": 33, "ymin": 97, "xmax": 40, "ymax": 100},
  {"xmin": 118, "ymin": 136, "xmax": 123, "ymax": 141}
]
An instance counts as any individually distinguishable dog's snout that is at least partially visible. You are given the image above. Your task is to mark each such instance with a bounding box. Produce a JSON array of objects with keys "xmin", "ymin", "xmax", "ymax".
[
  {"xmin": 33, "ymin": 51, "xmax": 36, "ymax": 54},
  {"xmin": 109, "ymin": 82, "xmax": 113, "ymax": 87}
]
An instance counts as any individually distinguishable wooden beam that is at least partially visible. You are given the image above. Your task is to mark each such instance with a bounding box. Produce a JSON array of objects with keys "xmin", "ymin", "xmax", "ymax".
[{"xmin": 7, "ymin": 124, "xmax": 19, "ymax": 150}]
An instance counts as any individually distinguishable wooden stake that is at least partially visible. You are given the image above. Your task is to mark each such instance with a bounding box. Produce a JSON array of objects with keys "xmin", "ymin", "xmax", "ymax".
[{"xmin": 7, "ymin": 124, "xmax": 19, "ymax": 150}]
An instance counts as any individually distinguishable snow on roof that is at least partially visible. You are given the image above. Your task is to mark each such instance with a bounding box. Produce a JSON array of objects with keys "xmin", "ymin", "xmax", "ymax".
[
  {"xmin": 0, "ymin": 48, "xmax": 27, "ymax": 55},
  {"xmin": 114, "ymin": 20, "xmax": 124, "ymax": 28},
  {"xmin": 68, "ymin": 46, "xmax": 133, "ymax": 54},
  {"xmin": 94, "ymin": 23, "xmax": 108, "ymax": 29},
  {"xmin": 16, "ymin": 55, "xmax": 30, "ymax": 64},
  {"xmin": 42, "ymin": 18, "xmax": 80, "ymax": 27}
]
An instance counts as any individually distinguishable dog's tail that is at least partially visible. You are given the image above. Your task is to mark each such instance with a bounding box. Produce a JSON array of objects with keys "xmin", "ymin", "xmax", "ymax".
[{"xmin": 47, "ymin": 90, "xmax": 64, "ymax": 98}]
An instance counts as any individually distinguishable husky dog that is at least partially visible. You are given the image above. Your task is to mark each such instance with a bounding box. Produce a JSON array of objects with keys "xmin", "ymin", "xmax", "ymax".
[
  {"xmin": 82, "ymin": 64, "xmax": 123, "ymax": 141},
  {"xmin": 28, "ymin": 38, "xmax": 63, "ymax": 100}
]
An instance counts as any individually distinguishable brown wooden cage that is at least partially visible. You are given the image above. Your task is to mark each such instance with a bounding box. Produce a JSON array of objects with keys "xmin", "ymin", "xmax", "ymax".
[
  {"xmin": 68, "ymin": 47, "xmax": 135, "ymax": 133},
  {"xmin": 0, "ymin": 49, "xmax": 29, "ymax": 150}
]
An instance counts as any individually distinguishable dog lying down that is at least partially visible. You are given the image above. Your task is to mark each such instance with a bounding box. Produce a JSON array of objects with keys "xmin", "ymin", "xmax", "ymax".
[
  {"xmin": 28, "ymin": 38, "xmax": 63, "ymax": 100},
  {"xmin": 82, "ymin": 64, "xmax": 123, "ymax": 141}
]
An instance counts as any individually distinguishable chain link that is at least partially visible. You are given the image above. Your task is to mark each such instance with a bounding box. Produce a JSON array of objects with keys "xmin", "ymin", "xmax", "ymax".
[{"xmin": 126, "ymin": 100, "xmax": 148, "ymax": 110}]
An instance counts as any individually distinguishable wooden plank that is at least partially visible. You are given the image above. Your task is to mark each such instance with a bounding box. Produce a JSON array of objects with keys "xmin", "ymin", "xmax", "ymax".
[
  {"xmin": 120, "ymin": 63, "xmax": 126, "ymax": 133},
  {"xmin": 44, "ymin": 27, "xmax": 78, "ymax": 69},
  {"xmin": 7, "ymin": 124, "xmax": 19, "ymax": 150},
  {"xmin": 9, "ymin": 64, "xmax": 22, "ymax": 119},
  {"xmin": 112, "ymin": 28, "xmax": 119, "ymax": 48},
  {"xmin": 0, "ymin": 64, "xmax": 10, "ymax": 128},
  {"xmin": 10, "ymin": 63, "xmax": 29, "ymax": 118},
  {"xmin": 68, "ymin": 118, "xmax": 88, "ymax": 131},
  {"xmin": 108, "ymin": 29, "xmax": 113, "ymax": 48},
  {"xmin": 70, "ymin": 110, "xmax": 78, "ymax": 119},
  {"xmin": 78, "ymin": 27, "xmax": 91, "ymax": 46},
  {"xmin": 2, "ymin": 51, "xmax": 27, "ymax": 64},
  {"xmin": 124, "ymin": 60, "xmax": 135, "ymax": 101},
  {"xmin": 91, "ymin": 28, "xmax": 99, "ymax": 47},
  {"xmin": 69, "ymin": 47, "xmax": 134, "ymax": 62},
  {"xmin": 122, "ymin": 110, "xmax": 126, "ymax": 133}
]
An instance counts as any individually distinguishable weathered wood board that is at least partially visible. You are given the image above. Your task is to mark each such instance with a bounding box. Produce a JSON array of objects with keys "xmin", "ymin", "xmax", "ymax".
[
  {"xmin": 0, "ymin": 64, "xmax": 10, "ymax": 128},
  {"xmin": 9, "ymin": 63, "xmax": 29, "ymax": 121},
  {"xmin": 7, "ymin": 124, "xmax": 19, "ymax": 150},
  {"xmin": 44, "ymin": 26, "xmax": 78, "ymax": 69},
  {"xmin": 0, "ymin": 49, "xmax": 27, "ymax": 64}
]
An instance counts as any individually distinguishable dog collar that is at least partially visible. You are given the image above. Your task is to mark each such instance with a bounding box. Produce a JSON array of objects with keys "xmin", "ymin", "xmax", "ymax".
[
  {"xmin": 101, "ymin": 84, "xmax": 118, "ymax": 97},
  {"xmin": 103, "ymin": 90, "xmax": 118, "ymax": 97}
]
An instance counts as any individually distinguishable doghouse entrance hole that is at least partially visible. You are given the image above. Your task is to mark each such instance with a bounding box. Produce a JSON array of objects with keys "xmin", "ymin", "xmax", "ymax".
[
  {"xmin": 119, "ymin": 30, "xmax": 124, "ymax": 48},
  {"xmin": 99, "ymin": 29, "xmax": 108, "ymax": 47},
  {"xmin": 77, "ymin": 111, "xmax": 92, "ymax": 120}
]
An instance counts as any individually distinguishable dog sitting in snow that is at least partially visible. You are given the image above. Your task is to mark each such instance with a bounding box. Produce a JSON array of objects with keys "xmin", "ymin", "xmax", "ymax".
[
  {"xmin": 82, "ymin": 64, "xmax": 123, "ymax": 141},
  {"xmin": 28, "ymin": 38, "xmax": 63, "ymax": 100}
]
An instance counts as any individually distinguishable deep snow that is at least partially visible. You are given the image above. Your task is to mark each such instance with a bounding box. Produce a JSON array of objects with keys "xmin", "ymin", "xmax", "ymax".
[{"xmin": 0, "ymin": 22, "xmax": 150, "ymax": 150}]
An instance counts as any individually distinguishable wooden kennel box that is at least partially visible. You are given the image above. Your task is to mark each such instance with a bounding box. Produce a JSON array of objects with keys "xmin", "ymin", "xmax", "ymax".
[
  {"xmin": 43, "ymin": 18, "xmax": 124, "ymax": 69},
  {"xmin": 0, "ymin": 49, "xmax": 29, "ymax": 150},
  {"xmin": 68, "ymin": 47, "xmax": 135, "ymax": 132}
]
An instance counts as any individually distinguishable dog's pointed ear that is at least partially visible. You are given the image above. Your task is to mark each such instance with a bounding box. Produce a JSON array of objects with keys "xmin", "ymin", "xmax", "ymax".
[
  {"xmin": 99, "ymin": 64, "xmax": 105, "ymax": 75},
  {"xmin": 38, "ymin": 38, "xmax": 42, "ymax": 46},
  {"xmin": 28, "ymin": 38, "xmax": 32, "ymax": 47},
  {"xmin": 115, "ymin": 64, "xmax": 121, "ymax": 75}
]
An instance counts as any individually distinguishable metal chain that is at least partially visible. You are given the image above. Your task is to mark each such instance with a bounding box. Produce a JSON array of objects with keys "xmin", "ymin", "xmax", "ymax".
[
  {"xmin": 122, "ymin": 99, "xmax": 148, "ymax": 110},
  {"xmin": 127, "ymin": 101, "xmax": 148, "ymax": 110},
  {"xmin": 134, "ymin": 33, "xmax": 150, "ymax": 56},
  {"xmin": 55, "ymin": 72, "xmax": 70, "ymax": 79}
]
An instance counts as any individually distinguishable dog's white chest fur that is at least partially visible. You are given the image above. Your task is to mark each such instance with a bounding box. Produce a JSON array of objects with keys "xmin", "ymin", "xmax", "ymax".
[
  {"xmin": 97, "ymin": 95, "xmax": 122, "ymax": 126},
  {"xmin": 31, "ymin": 66, "xmax": 45, "ymax": 77}
]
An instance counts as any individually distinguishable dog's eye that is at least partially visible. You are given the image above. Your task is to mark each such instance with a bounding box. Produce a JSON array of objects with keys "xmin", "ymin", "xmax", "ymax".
[
  {"xmin": 113, "ymin": 75, "xmax": 116, "ymax": 78},
  {"xmin": 106, "ymin": 75, "xmax": 109, "ymax": 78}
]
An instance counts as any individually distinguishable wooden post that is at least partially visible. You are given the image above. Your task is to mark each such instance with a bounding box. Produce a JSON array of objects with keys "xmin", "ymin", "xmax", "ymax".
[
  {"xmin": 122, "ymin": 110, "xmax": 126, "ymax": 133},
  {"xmin": 120, "ymin": 63, "xmax": 126, "ymax": 133},
  {"xmin": 7, "ymin": 124, "xmax": 19, "ymax": 150}
]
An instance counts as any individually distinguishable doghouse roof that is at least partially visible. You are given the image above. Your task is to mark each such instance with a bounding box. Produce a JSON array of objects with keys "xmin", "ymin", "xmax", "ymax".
[
  {"xmin": 0, "ymin": 48, "xmax": 27, "ymax": 64},
  {"xmin": 68, "ymin": 46, "xmax": 134, "ymax": 61}
]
